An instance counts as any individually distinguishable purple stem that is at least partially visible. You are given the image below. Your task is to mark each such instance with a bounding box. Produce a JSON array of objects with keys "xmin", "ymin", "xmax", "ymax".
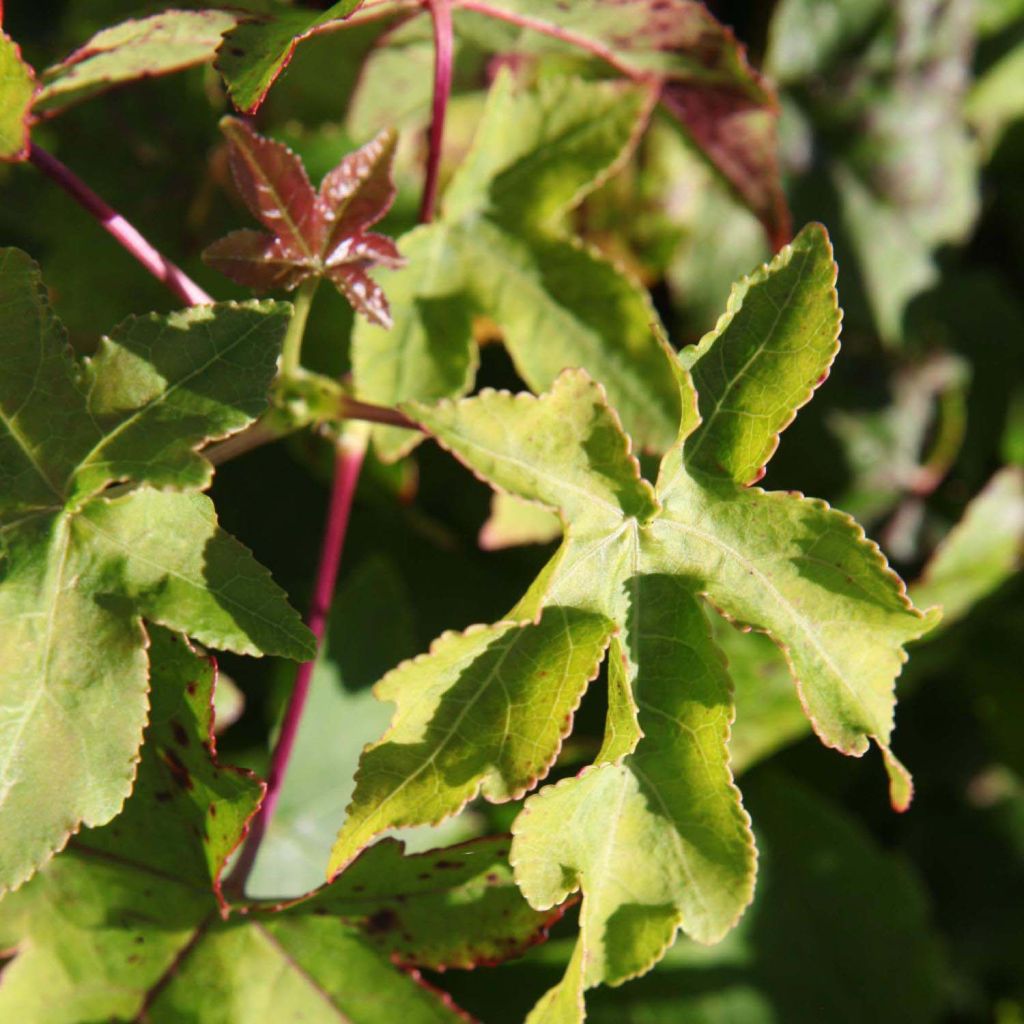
[
  {"xmin": 227, "ymin": 441, "xmax": 366, "ymax": 892},
  {"xmin": 419, "ymin": 0, "xmax": 453, "ymax": 223},
  {"xmin": 29, "ymin": 143, "xmax": 213, "ymax": 308}
]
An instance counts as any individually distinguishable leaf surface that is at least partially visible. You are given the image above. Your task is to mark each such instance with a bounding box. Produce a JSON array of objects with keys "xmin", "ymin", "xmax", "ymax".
[
  {"xmin": 354, "ymin": 223, "xmax": 938, "ymax": 1013},
  {"xmin": 0, "ymin": 249, "xmax": 313, "ymax": 894},
  {"xmin": 0, "ymin": 31, "xmax": 34, "ymax": 161},
  {"xmin": 33, "ymin": 10, "xmax": 239, "ymax": 115},
  {"xmin": 204, "ymin": 119, "xmax": 401, "ymax": 326},
  {"xmin": 215, "ymin": 0, "xmax": 363, "ymax": 114},
  {"xmin": 0, "ymin": 630, "xmax": 556, "ymax": 1022},
  {"xmin": 353, "ymin": 73, "xmax": 680, "ymax": 460},
  {"xmin": 330, "ymin": 610, "xmax": 615, "ymax": 876}
]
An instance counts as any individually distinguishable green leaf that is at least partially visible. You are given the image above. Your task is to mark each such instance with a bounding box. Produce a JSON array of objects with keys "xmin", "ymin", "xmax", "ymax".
[
  {"xmin": 912, "ymin": 466, "xmax": 1024, "ymax": 625},
  {"xmin": 215, "ymin": 0, "xmax": 364, "ymax": 115},
  {"xmin": 374, "ymin": 223, "xmax": 936, "ymax": 1012},
  {"xmin": 329, "ymin": 610, "xmax": 615, "ymax": 877},
  {"xmin": 0, "ymin": 630, "xmax": 555, "ymax": 1022},
  {"xmin": 33, "ymin": 10, "xmax": 240, "ymax": 115},
  {"xmin": 479, "ymin": 492, "xmax": 562, "ymax": 550},
  {"xmin": 0, "ymin": 31, "xmax": 35, "ymax": 162},
  {"xmin": 681, "ymin": 222, "xmax": 840, "ymax": 484},
  {"xmin": 464, "ymin": 0, "xmax": 789, "ymax": 247},
  {"xmin": 0, "ymin": 249, "xmax": 313, "ymax": 894},
  {"xmin": 524, "ymin": 772, "xmax": 946, "ymax": 1024},
  {"xmin": 353, "ymin": 73, "xmax": 680, "ymax": 461}
]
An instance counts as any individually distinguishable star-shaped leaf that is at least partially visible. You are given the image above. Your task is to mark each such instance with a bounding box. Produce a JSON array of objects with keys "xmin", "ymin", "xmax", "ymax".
[
  {"xmin": 354, "ymin": 71, "xmax": 681, "ymax": 461},
  {"xmin": 0, "ymin": 248, "xmax": 314, "ymax": 894},
  {"xmin": 0, "ymin": 30, "xmax": 35, "ymax": 162},
  {"xmin": 0, "ymin": 629, "xmax": 558, "ymax": 1022},
  {"xmin": 332, "ymin": 223, "xmax": 939, "ymax": 1018},
  {"xmin": 204, "ymin": 117, "xmax": 402, "ymax": 327}
]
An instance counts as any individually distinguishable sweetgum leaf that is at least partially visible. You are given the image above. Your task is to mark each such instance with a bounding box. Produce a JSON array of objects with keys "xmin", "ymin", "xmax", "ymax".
[
  {"xmin": 354, "ymin": 73, "xmax": 681, "ymax": 460},
  {"xmin": 461, "ymin": 0, "xmax": 789, "ymax": 248},
  {"xmin": 33, "ymin": 10, "xmax": 240, "ymax": 115},
  {"xmin": 215, "ymin": 0, "xmax": 364, "ymax": 114},
  {"xmin": 329, "ymin": 611, "xmax": 615, "ymax": 877},
  {"xmin": 0, "ymin": 248, "xmax": 314, "ymax": 894},
  {"xmin": 0, "ymin": 31, "xmax": 35, "ymax": 162},
  {"xmin": 908, "ymin": 466, "xmax": 1024, "ymax": 626},
  {"xmin": 479, "ymin": 493, "xmax": 562, "ymax": 550},
  {"xmin": 204, "ymin": 119, "xmax": 401, "ymax": 326},
  {"xmin": 359, "ymin": 223, "xmax": 940, "ymax": 1014},
  {"xmin": 0, "ymin": 630, "xmax": 556, "ymax": 1022}
]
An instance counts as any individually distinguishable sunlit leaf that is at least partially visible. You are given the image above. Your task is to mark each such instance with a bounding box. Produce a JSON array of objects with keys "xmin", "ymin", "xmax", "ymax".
[
  {"xmin": 349, "ymin": 224, "xmax": 938, "ymax": 1014},
  {"xmin": 354, "ymin": 72, "xmax": 681, "ymax": 460}
]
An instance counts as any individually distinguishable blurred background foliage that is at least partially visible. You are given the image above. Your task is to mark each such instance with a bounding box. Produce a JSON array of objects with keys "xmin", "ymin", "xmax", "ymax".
[{"xmin": 3, "ymin": 0, "xmax": 1023, "ymax": 1020}]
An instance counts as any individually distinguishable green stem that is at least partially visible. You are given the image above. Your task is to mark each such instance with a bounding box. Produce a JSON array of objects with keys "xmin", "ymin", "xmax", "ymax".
[{"xmin": 281, "ymin": 279, "xmax": 319, "ymax": 376}]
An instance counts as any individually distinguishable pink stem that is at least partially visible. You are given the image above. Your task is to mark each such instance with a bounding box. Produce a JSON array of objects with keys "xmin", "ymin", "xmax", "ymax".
[
  {"xmin": 227, "ymin": 441, "xmax": 366, "ymax": 892},
  {"xmin": 419, "ymin": 0, "xmax": 453, "ymax": 223},
  {"xmin": 29, "ymin": 144, "xmax": 213, "ymax": 307}
]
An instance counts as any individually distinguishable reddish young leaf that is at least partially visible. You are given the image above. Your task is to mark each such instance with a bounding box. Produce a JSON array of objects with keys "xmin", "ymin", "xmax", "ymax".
[
  {"xmin": 319, "ymin": 128, "xmax": 399, "ymax": 247},
  {"xmin": 204, "ymin": 119, "xmax": 402, "ymax": 326},
  {"xmin": 203, "ymin": 228, "xmax": 314, "ymax": 292},
  {"xmin": 219, "ymin": 117, "xmax": 320, "ymax": 260}
]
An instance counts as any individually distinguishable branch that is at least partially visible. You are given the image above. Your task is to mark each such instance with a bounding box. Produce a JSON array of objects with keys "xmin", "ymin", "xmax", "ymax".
[
  {"xmin": 419, "ymin": 0, "xmax": 454, "ymax": 223},
  {"xmin": 28, "ymin": 144, "xmax": 213, "ymax": 308},
  {"xmin": 226, "ymin": 435, "xmax": 367, "ymax": 893}
]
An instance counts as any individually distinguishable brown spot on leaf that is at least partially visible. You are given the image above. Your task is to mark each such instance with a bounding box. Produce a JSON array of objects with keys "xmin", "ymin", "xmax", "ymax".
[
  {"xmin": 171, "ymin": 721, "xmax": 190, "ymax": 748},
  {"xmin": 365, "ymin": 908, "xmax": 398, "ymax": 935},
  {"xmin": 161, "ymin": 748, "xmax": 193, "ymax": 790}
]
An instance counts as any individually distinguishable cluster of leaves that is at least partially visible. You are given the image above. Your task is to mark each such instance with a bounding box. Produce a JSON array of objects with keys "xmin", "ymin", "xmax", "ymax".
[{"xmin": 1, "ymin": 0, "xmax": 1023, "ymax": 1022}]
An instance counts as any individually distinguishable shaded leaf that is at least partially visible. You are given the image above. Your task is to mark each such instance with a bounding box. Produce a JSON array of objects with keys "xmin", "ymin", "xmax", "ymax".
[
  {"xmin": 33, "ymin": 10, "xmax": 239, "ymax": 115},
  {"xmin": 215, "ymin": 0, "xmax": 363, "ymax": 114},
  {"xmin": 354, "ymin": 73, "xmax": 680, "ymax": 460},
  {"xmin": 767, "ymin": 0, "xmax": 979, "ymax": 342},
  {"xmin": 0, "ymin": 31, "xmax": 34, "ymax": 162},
  {"xmin": 205, "ymin": 119, "xmax": 401, "ymax": 326},
  {"xmin": 0, "ymin": 249, "xmax": 313, "ymax": 894},
  {"xmin": 0, "ymin": 631, "xmax": 555, "ymax": 1022}
]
